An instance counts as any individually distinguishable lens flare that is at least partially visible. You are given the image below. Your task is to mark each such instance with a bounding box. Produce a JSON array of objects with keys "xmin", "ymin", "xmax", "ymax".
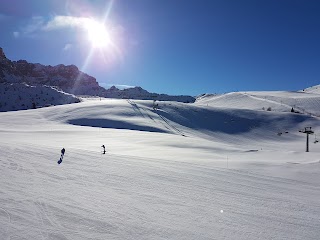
[
  {"xmin": 72, "ymin": 0, "xmax": 122, "ymax": 94},
  {"xmin": 85, "ymin": 20, "xmax": 111, "ymax": 48}
]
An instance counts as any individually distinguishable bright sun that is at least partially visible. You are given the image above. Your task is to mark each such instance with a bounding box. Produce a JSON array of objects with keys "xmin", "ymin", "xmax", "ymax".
[{"xmin": 85, "ymin": 20, "xmax": 111, "ymax": 48}]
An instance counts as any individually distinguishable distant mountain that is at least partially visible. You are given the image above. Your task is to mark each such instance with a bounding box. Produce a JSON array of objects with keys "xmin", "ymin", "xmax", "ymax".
[
  {"xmin": 0, "ymin": 47, "xmax": 104, "ymax": 96},
  {"xmin": 0, "ymin": 47, "xmax": 195, "ymax": 103},
  {"xmin": 104, "ymin": 86, "xmax": 195, "ymax": 103}
]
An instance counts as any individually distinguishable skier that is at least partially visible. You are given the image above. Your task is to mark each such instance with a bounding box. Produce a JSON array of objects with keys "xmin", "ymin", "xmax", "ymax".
[
  {"xmin": 153, "ymin": 100, "xmax": 159, "ymax": 110},
  {"xmin": 58, "ymin": 148, "xmax": 66, "ymax": 164},
  {"xmin": 101, "ymin": 145, "xmax": 106, "ymax": 154}
]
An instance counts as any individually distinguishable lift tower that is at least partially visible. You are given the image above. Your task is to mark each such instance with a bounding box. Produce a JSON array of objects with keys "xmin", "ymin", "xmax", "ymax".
[{"xmin": 299, "ymin": 127, "xmax": 314, "ymax": 152}]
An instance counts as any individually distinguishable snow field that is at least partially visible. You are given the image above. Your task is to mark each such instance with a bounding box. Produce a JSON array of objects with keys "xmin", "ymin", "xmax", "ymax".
[{"xmin": 0, "ymin": 97, "xmax": 320, "ymax": 239}]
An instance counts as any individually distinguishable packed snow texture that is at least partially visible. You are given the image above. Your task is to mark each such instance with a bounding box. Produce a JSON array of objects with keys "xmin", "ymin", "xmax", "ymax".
[{"xmin": 0, "ymin": 92, "xmax": 320, "ymax": 239}]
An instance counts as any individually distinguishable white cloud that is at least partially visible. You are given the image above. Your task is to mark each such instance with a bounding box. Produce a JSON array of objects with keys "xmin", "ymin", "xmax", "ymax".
[
  {"xmin": 43, "ymin": 16, "xmax": 89, "ymax": 31},
  {"xmin": 25, "ymin": 16, "xmax": 45, "ymax": 34},
  {"xmin": 17, "ymin": 15, "xmax": 125, "ymax": 44},
  {"xmin": 14, "ymin": 16, "xmax": 46, "ymax": 37},
  {"xmin": 13, "ymin": 31, "xmax": 20, "ymax": 38},
  {"xmin": 63, "ymin": 43, "xmax": 72, "ymax": 51},
  {"xmin": 16, "ymin": 15, "xmax": 92, "ymax": 37},
  {"xmin": 43, "ymin": 15, "xmax": 95, "ymax": 31},
  {"xmin": 15, "ymin": 15, "xmax": 125, "ymax": 62}
]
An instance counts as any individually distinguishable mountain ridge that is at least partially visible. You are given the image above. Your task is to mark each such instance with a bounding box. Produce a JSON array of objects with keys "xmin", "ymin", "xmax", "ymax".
[{"xmin": 0, "ymin": 47, "xmax": 195, "ymax": 103}]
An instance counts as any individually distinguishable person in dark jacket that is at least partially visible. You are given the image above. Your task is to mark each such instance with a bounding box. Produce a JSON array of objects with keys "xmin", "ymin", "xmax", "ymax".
[
  {"xmin": 101, "ymin": 145, "xmax": 106, "ymax": 154},
  {"xmin": 58, "ymin": 148, "xmax": 66, "ymax": 164}
]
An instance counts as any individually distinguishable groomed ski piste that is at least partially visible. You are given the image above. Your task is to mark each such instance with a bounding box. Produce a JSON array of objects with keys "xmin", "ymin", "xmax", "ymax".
[{"xmin": 1, "ymin": 90, "xmax": 320, "ymax": 239}]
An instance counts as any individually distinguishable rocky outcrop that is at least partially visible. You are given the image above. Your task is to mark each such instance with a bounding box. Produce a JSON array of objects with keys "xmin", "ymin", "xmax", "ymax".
[
  {"xmin": 0, "ymin": 47, "xmax": 105, "ymax": 96},
  {"xmin": 0, "ymin": 47, "xmax": 195, "ymax": 103}
]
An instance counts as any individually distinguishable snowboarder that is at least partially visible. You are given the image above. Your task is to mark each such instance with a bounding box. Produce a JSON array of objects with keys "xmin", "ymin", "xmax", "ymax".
[
  {"xmin": 101, "ymin": 145, "xmax": 106, "ymax": 154},
  {"xmin": 58, "ymin": 148, "xmax": 66, "ymax": 164}
]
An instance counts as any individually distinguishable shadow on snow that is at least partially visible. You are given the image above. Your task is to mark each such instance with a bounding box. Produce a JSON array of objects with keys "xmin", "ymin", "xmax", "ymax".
[{"xmin": 68, "ymin": 118, "xmax": 168, "ymax": 133}]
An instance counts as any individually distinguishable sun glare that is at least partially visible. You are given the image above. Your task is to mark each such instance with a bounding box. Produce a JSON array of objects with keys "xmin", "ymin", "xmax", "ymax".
[{"xmin": 85, "ymin": 20, "xmax": 111, "ymax": 48}]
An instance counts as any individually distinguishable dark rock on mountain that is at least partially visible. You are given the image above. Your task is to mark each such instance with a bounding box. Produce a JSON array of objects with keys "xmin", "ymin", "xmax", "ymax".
[
  {"xmin": 0, "ymin": 47, "xmax": 195, "ymax": 103},
  {"xmin": 0, "ymin": 47, "xmax": 104, "ymax": 96}
]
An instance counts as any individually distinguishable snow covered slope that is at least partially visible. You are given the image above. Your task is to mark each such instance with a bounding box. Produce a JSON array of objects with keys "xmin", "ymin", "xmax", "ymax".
[
  {"xmin": 0, "ymin": 83, "xmax": 80, "ymax": 112},
  {"xmin": 195, "ymin": 91, "xmax": 320, "ymax": 117},
  {"xmin": 1, "ymin": 97, "xmax": 320, "ymax": 239},
  {"xmin": 302, "ymin": 84, "xmax": 320, "ymax": 94}
]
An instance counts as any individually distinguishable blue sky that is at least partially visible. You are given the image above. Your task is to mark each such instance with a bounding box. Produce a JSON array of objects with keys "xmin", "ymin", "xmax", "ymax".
[{"xmin": 0, "ymin": 0, "xmax": 320, "ymax": 96}]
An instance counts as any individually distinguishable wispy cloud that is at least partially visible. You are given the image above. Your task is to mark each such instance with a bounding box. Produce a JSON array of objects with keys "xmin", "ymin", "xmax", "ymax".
[
  {"xmin": 14, "ymin": 14, "xmax": 126, "ymax": 64},
  {"xmin": 14, "ymin": 16, "xmax": 45, "ymax": 37},
  {"xmin": 13, "ymin": 31, "xmax": 19, "ymax": 38},
  {"xmin": 15, "ymin": 15, "xmax": 96, "ymax": 37},
  {"xmin": 43, "ymin": 16, "xmax": 92, "ymax": 31},
  {"xmin": 63, "ymin": 43, "xmax": 72, "ymax": 51}
]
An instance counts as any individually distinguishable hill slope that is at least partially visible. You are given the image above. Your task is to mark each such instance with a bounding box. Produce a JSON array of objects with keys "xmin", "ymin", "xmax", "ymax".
[
  {"xmin": 302, "ymin": 84, "xmax": 320, "ymax": 94},
  {"xmin": 0, "ymin": 83, "xmax": 80, "ymax": 112},
  {"xmin": 195, "ymin": 91, "xmax": 320, "ymax": 117},
  {"xmin": 1, "ymin": 90, "xmax": 320, "ymax": 239}
]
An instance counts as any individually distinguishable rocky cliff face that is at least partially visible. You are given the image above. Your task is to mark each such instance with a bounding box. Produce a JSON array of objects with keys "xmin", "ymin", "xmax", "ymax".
[
  {"xmin": 0, "ymin": 48, "xmax": 195, "ymax": 103},
  {"xmin": 0, "ymin": 47, "xmax": 105, "ymax": 96}
]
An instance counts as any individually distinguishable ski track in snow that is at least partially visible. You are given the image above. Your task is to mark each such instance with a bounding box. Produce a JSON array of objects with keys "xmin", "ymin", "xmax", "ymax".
[
  {"xmin": 128, "ymin": 100, "xmax": 186, "ymax": 136},
  {"xmin": 1, "ymin": 98, "xmax": 320, "ymax": 239},
  {"xmin": 1, "ymin": 145, "xmax": 320, "ymax": 239}
]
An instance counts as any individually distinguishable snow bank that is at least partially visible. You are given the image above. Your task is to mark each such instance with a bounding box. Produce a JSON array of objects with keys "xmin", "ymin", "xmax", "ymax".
[{"xmin": 0, "ymin": 83, "xmax": 81, "ymax": 112}]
